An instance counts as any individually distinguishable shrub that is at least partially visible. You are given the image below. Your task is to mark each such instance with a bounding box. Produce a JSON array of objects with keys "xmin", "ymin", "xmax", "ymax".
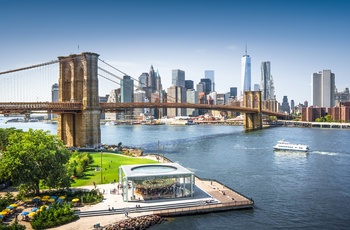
[{"xmin": 31, "ymin": 202, "xmax": 79, "ymax": 230}]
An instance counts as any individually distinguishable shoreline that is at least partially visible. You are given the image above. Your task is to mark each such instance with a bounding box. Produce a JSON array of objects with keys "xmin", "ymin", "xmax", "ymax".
[{"xmin": 1, "ymin": 154, "xmax": 253, "ymax": 230}]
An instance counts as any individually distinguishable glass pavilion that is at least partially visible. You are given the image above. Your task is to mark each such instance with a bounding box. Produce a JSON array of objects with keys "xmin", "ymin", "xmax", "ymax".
[{"xmin": 118, "ymin": 163, "xmax": 195, "ymax": 202}]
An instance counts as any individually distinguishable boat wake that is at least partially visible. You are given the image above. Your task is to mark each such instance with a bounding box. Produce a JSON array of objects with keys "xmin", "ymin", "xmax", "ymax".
[{"xmin": 310, "ymin": 151, "xmax": 339, "ymax": 156}]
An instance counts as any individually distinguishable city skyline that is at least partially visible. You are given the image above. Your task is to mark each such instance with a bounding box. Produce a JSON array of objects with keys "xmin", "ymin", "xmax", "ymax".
[{"xmin": 1, "ymin": 0, "xmax": 350, "ymax": 105}]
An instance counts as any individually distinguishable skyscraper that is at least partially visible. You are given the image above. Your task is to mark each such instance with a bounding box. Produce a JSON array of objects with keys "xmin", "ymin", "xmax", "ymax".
[
  {"xmin": 121, "ymin": 75, "xmax": 134, "ymax": 103},
  {"xmin": 280, "ymin": 96, "xmax": 291, "ymax": 114},
  {"xmin": 312, "ymin": 70, "xmax": 335, "ymax": 108},
  {"xmin": 138, "ymin": 72, "xmax": 148, "ymax": 89},
  {"xmin": 241, "ymin": 45, "xmax": 251, "ymax": 94},
  {"xmin": 167, "ymin": 86, "xmax": 186, "ymax": 117},
  {"xmin": 172, "ymin": 69, "xmax": 185, "ymax": 87},
  {"xmin": 155, "ymin": 69, "xmax": 162, "ymax": 91},
  {"xmin": 230, "ymin": 87, "xmax": 237, "ymax": 98},
  {"xmin": 148, "ymin": 65, "xmax": 156, "ymax": 90},
  {"xmin": 204, "ymin": 70, "xmax": 215, "ymax": 92},
  {"xmin": 261, "ymin": 61, "xmax": 274, "ymax": 100},
  {"xmin": 185, "ymin": 80, "xmax": 194, "ymax": 90},
  {"xmin": 49, "ymin": 83, "xmax": 59, "ymax": 120},
  {"xmin": 200, "ymin": 78, "xmax": 212, "ymax": 94}
]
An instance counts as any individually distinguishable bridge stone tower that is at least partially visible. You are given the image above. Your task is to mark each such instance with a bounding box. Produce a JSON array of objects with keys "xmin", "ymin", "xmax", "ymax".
[
  {"xmin": 243, "ymin": 91, "xmax": 262, "ymax": 130},
  {"xmin": 57, "ymin": 52, "xmax": 101, "ymax": 148}
]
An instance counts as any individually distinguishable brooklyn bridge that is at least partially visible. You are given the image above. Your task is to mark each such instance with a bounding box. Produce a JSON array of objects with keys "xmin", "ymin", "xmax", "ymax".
[{"xmin": 0, "ymin": 52, "xmax": 286, "ymax": 148}]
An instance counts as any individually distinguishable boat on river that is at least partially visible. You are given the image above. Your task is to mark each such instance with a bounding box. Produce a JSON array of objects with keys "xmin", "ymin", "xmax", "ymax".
[{"xmin": 273, "ymin": 140, "xmax": 309, "ymax": 152}]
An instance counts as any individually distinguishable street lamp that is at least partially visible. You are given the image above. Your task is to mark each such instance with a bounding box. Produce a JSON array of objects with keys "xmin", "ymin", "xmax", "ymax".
[
  {"xmin": 100, "ymin": 149, "xmax": 103, "ymax": 184},
  {"xmin": 157, "ymin": 141, "xmax": 160, "ymax": 162}
]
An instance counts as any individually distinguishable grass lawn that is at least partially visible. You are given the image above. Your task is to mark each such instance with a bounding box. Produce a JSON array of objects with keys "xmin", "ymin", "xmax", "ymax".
[{"xmin": 71, "ymin": 153, "xmax": 157, "ymax": 187}]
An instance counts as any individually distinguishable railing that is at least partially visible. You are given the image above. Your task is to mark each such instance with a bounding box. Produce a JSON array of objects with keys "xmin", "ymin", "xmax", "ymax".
[
  {"xmin": 153, "ymin": 200, "xmax": 254, "ymax": 216},
  {"xmin": 0, "ymin": 102, "xmax": 286, "ymax": 117},
  {"xmin": 0, "ymin": 102, "xmax": 82, "ymax": 113},
  {"xmin": 100, "ymin": 102, "xmax": 259, "ymax": 113}
]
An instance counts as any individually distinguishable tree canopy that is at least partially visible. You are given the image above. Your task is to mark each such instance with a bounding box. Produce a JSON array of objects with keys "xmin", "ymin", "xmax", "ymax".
[
  {"xmin": 0, "ymin": 129, "xmax": 71, "ymax": 194},
  {"xmin": 0, "ymin": 127, "xmax": 23, "ymax": 152}
]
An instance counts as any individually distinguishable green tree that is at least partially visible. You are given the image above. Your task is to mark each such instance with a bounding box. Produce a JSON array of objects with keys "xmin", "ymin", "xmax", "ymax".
[
  {"xmin": 0, "ymin": 129, "xmax": 71, "ymax": 194},
  {"xmin": 117, "ymin": 142, "xmax": 122, "ymax": 151},
  {"xmin": 0, "ymin": 128, "xmax": 23, "ymax": 151},
  {"xmin": 324, "ymin": 114, "xmax": 333, "ymax": 122}
]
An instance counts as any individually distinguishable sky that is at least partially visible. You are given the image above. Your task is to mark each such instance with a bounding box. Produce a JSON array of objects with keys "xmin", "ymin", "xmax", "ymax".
[{"xmin": 1, "ymin": 0, "xmax": 350, "ymax": 104}]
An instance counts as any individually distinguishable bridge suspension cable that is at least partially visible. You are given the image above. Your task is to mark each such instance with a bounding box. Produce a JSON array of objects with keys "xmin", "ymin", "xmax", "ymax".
[
  {"xmin": 98, "ymin": 62, "xmax": 183, "ymax": 104},
  {"xmin": 98, "ymin": 74, "xmax": 119, "ymax": 85},
  {"xmin": 0, "ymin": 60, "xmax": 59, "ymax": 76},
  {"xmin": 98, "ymin": 67, "xmax": 138, "ymax": 93},
  {"xmin": 98, "ymin": 58, "xmax": 128, "ymax": 76},
  {"xmin": 98, "ymin": 59, "xmax": 141, "ymax": 86}
]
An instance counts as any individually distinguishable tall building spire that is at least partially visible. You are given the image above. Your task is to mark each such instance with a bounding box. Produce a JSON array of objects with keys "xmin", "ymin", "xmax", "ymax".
[{"xmin": 245, "ymin": 42, "xmax": 247, "ymax": 56}]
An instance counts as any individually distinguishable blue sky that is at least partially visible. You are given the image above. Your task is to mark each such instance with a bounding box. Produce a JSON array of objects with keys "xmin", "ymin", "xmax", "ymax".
[{"xmin": 1, "ymin": 0, "xmax": 350, "ymax": 104}]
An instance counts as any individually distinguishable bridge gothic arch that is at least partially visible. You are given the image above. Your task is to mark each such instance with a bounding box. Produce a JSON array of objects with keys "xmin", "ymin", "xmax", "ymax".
[
  {"xmin": 57, "ymin": 52, "xmax": 101, "ymax": 148},
  {"xmin": 243, "ymin": 91, "xmax": 262, "ymax": 131}
]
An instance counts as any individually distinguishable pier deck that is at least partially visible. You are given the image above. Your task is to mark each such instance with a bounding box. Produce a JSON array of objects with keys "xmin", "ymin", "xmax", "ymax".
[{"xmin": 153, "ymin": 177, "xmax": 254, "ymax": 217}]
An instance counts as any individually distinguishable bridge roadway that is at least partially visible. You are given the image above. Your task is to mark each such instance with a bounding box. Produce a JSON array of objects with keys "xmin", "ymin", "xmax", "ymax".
[{"xmin": 0, "ymin": 102, "xmax": 285, "ymax": 117}]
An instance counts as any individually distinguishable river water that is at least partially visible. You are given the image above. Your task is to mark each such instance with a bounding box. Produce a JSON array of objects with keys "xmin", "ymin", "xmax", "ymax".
[{"xmin": 1, "ymin": 119, "xmax": 349, "ymax": 229}]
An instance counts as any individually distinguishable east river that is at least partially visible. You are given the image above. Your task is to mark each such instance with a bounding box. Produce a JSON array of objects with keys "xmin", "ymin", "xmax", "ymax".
[{"xmin": 1, "ymin": 118, "xmax": 350, "ymax": 229}]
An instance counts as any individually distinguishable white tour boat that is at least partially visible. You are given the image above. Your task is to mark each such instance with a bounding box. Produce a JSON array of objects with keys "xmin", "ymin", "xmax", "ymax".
[{"xmin": 273, "ymin": 140, "xmax": 309, "ymax": 152}]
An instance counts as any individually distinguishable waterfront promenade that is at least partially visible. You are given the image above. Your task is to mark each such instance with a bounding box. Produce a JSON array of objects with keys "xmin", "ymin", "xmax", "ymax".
[
  {"xmin": 2, "ymin": 170, "xmax": 253, "ymax": 229},
  {"xmin": 272, "ymin": 120, "xmax": 350, "ymax": 129},
  {"xmin": 2, "ymin": 179, "xmax": 253, "ymax": 229}
]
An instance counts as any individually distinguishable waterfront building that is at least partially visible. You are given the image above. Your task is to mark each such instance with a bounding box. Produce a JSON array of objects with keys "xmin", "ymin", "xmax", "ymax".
[
  {"xmin": 48, "ymin": 83, "xmax": 59, "ymax": 120},
  {"xmin": 186, "ymin": 89, "xmax": 198, "ymax": 116},
  {"xmin": 167, "ymin": 86, "xmax": 186, "ymax": 117},
  {"xmin": 328, "ymin": 105, "xmax": 350, "ymax": 122},
  {"xmin": 260, "ymin": 61, "xmax": 275, "ymax": 100},
  {"xmin": 312, "ymin": 70, "xmax": 335, "ymax": 108},
  {"xmin": 302, "ymin": 107, "xmax": 327, "ymax": 122},
  {"xmin": 121, "ymin": 75, "xmax": 134, "ymax": 120},
  {"xmin": 134, "ymin": 89, "xmax": 149, "ymax": 118},
  {"xmin": 262, "ymin": 100, "xmax": 278, "ymax": 113},
  {"xmin": 241, "ymin": 45, "xmax": 251, "ymax": 94},
  {"xmin": 335, "ymin": 87, "xmax": 350, "ymax": 104},
  {"xmin": 204, "ymin": 70, "xmax": 215, "ymax": 92},
  {"xmin": 294, "ymin": 103, "xmax": 304, "ymax": 115},
  {"xmin": 151, "ymin": 90, "xmax": 167, "ymax": 119},
  {"xmin": 121, "ymin": 75, "xmax": 134, "ymax": 103},
  {"xmin": 99, "ymin": 95, "xmax": 108, "ymax": 120},
  {"xmin": 172, "ymin": 69, "xmax": 185, "ymax": 87},
  {"xmin": 290, "ymin": 100, "xmax": 295, "ymax": 114},
  {"xmin": 105, "ymin": 89, "xmax": 120, "ymax": 120}
]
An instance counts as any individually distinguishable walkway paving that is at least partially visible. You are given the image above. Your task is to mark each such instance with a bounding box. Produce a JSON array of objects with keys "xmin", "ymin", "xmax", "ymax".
[{"xmin": 1, "ymin": 155, "xmax": 253, "ymax": 229}]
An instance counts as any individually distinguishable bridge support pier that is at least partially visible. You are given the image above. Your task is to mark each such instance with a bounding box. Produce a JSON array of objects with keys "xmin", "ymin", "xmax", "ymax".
[
  {"xmin": 243, "ymin": 91, "xmax": 262, "ymax": 131},
  {"xmin": 57, "ymin": 52, "xmax": 101, "ymax": 148}
]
